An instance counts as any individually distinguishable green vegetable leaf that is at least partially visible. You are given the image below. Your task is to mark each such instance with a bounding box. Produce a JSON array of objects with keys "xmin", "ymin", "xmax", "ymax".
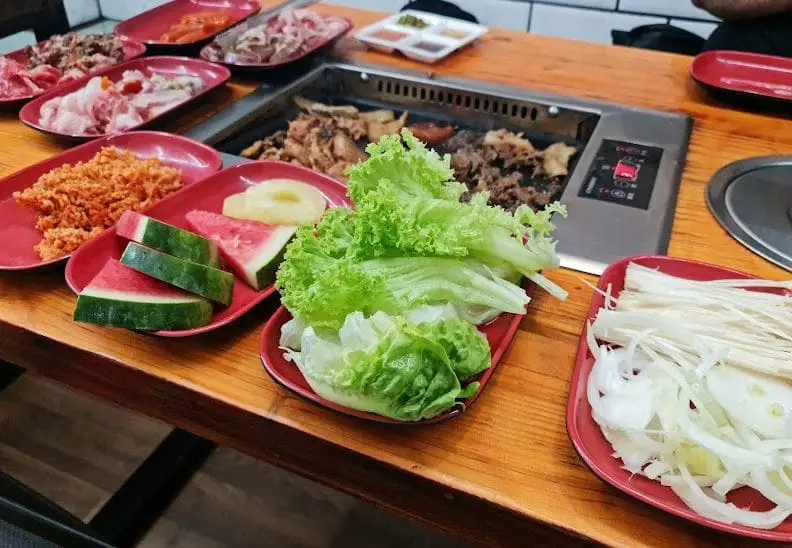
[
  {"xmin": 344, "ymin": 129, "xmax": 567, "ymax": 299},
  {"xmin": 285, "ymin": 311, "xmax": 464, "ymax": 421},
  {"xmin": 421, "ymin": 318, "xmax": 491, "ymax": 380}
]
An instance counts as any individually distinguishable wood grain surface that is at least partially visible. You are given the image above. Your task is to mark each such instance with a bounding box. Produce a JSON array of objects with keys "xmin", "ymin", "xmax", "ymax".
[{"xmin": 0, "ymin": 4, "xmax": 789, "ymax": 547}]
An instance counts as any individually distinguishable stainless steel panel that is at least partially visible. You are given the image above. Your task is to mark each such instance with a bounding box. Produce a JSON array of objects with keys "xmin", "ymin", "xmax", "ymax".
[{"xmin": 708, "ymin": 157, "xmax": 792, "ymax": 272}]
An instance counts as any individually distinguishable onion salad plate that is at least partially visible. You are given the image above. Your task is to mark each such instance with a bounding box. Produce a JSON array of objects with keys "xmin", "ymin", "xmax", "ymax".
[
  {"xmin": 114, "ymin": 0, "xmax": 260, "ymax": 47},
  {"xmin": 259, "ymin": 301, "xmax": 526, "ymax": 425},
  {"xmin": 0, "ymin": 36, "xmax": 146, "ymax": 106},
  {"xmin": 691, "ymin": 50, "xmax": 792, "ymax": 107},
  {"xmin": 199, "ymin": 14, "xmax": 352, "ymax": 71},
  {"xmin": 567, "ymin": 255, "xmax": 792, "ymax": 542},
  {"xmin": 0, "ymin": 131, "xmax": 221, "ymax": 272},
  {"xmin": 19, "ymin": 56, "xmax": 231, "ymax": 139},
  {"xmin": 66, "ymin": 161, "xmax": 351, "ymax": 337}
]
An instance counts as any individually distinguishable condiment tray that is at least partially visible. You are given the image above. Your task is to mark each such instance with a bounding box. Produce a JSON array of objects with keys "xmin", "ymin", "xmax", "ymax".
[{"xmin": 355, "ymin": 10, "xmax": 487, "ymax": 64}]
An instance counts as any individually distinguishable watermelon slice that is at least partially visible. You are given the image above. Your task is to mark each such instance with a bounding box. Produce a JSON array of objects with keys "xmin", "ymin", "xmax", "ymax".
[
  {"xmin": 74, "ymin": 260, "xmax": 213, "ymax": 331},
  {"xmin": 185, "ymin": 210, "xmax": 296, "ymax": 291},
  {"xmin": 116, "ymin": 211, "xmax": 220, "ymax": 268},
  {"xmin": 120, "ymin": 242, "xmax": 234, "ymax": 305}
]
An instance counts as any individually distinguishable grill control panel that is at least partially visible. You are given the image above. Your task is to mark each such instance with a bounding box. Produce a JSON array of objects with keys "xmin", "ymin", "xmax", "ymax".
[{"xmin": 578, "ymin": 139, "xmax": 664, "ymax": 210}]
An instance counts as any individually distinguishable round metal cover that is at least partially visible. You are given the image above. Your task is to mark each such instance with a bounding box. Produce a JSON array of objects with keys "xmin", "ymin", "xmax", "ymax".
[{"xmin": 707, "ymin": 157, "xmax": 792, "ymax": 272}]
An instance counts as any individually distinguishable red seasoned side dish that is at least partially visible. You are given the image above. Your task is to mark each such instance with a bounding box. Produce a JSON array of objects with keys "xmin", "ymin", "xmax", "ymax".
[
  {"xmin": 160, "ymin": 11, "xmax": 234, "ymax": 44},
  {"xmin": 13, "ymin": 147, "xmax": 183, "ymax": 260}
]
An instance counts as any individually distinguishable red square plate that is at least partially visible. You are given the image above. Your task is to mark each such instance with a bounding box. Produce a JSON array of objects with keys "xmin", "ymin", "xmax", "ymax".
[
  {"xmin": 259, "ymin": 298, "xmax": 526, "ymax": 425},
  {"xmin": 114, "ymin": 0, "xmax": 260, "ymax": 47},
  {"xmin": 0, "ymin": 131, "xmax": 221, "ymax": 271},
  {"xmin": 691, "ymin": 50, "xmax": 792, "ymax": 104},
  {"xmin": 19, "ymin": 56, "xmax": 231, "ymax": 139},
  {"xmin": 567, "ymin": 255, "xmax": 792, "ymax": 541},
  {"xmin": 199, "ymin": 13, "xmax": 352, "ymax": 71},
  {"xmin": 0, "ymin": 36, "xmax": 146, "ymax": 106},
  {"xmin": 66, "ymin": 161, "xmax": 351, "ymax": 337}
]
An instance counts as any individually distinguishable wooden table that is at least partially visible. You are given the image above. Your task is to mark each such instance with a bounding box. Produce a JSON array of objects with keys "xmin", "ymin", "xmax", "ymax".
[{"xmin": 0, "ymin": 5, "xmax": 789, "ymax": 547}]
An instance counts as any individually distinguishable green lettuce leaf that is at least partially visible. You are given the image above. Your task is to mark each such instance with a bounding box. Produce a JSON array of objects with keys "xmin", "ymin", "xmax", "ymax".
[
  {"xmin": 276, "ymin": 220, "xmax": 530, "ymax": 330},
  {"xmin": 345, "ymin": 129, "xmax": 568, "ymax": 299},
  {"xmin": 283, "ymin": 311, "xmax": 469, "ymax": 421}
]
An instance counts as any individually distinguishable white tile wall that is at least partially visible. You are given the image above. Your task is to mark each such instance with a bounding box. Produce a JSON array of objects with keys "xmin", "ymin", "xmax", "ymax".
[
  {"xmin": 619, "ymin": 0, "xmax": 718, "ymax": 21},
  {"xmin": 670, "ymin": 18, "xmax": 717, "ymax": 39},
  {"xmin": 0, "ymin": 31, "xmax": 36, "ymax": 55},
  {"xmin": 321, "ymin": 0, "xmax": 404, "ymax": 11},
  {"xmin": 534, "ymin": 0, "xmax": 617, "ymax": 9},
  {"xmin": 98, "ymin": 0, "xmax": 170, "ymax": 21},
  {"xmin": 64, "ymin": 0, "xmax": 100, "ymax": 27},
  {"xmin": 530, "ymin": 4, "xmax": 664, "ymax": 44},
  {"xmin": 443, "ymin": 0, "xmax": 531, "ymax": 31}
]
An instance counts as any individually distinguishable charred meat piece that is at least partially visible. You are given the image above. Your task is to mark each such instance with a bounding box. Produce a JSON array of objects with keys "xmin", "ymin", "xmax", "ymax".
[
  {"xmin": 294, "ymin": 96, "xmax": 359, "ymax": 117},
  {"xmin": 332, "ymin": 115, "xmax": 368, "ymax": 141},
  {"xmin": 541, "ymin": 142, "xmax": 577, "ymax": 178},
  {"xmin": 367, "ymin": 112, "xmax": 408, "ymax": 143},
  {"xmin": 333, "ymin": 133, "xmax": 366, "ymax": 163},
  {"xmin": 409, "ymin": 122, "xmax": 454, "ymax": 146},
  {"xmin": 483, "ymin": 129, "xmax": 538, "ymax": 168}
]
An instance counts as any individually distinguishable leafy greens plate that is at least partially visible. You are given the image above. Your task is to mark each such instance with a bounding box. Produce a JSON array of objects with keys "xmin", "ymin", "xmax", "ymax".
[{"xmin": 260, "ymin": 304, "xmax": 525, "ymax": 425}]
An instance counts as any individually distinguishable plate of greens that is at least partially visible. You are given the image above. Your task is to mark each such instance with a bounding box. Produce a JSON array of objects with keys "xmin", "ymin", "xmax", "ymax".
[{"xmin": 260, "ymin": 129, "xmax": 567, "ymax": 423}]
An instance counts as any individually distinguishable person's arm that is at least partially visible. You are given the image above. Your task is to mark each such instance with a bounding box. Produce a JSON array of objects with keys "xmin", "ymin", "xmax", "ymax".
[{"xmin": 693, "ymin": 0, "xmax": 792, "ymax": 19}]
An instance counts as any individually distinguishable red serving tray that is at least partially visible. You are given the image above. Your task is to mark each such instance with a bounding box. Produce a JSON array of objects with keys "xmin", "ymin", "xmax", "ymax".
[
  {"xmin": 19, "ymin": 56, "xmax": 231, "ymax": 139},
  {"xmin": 199, "ymin": 14, "xmax": 352, "ymax": 70},
  {"xmin": 691, "ymin": 50, "xmax": 792, "ymax": 103},
  {"xmin": 114, "ymin": 0, "xmax": 260, "ymax": 47},
  {"xmin": 567, "ymin": 255, "xmax": 792, "ymax": 542},
  {"xmin": 259, "ymin": 300, "xmax": 525, "ymax": 425},
  {"xmin": 0, "ymin": 131, "xmax": 221, "ymax": 272},
  {"xmin": 66, "ymin": 161, "xmax": 351, "ymax": 337},
  {"xmin": 0, "ymin": 36, "xmax": 146, "ymax": 106}
]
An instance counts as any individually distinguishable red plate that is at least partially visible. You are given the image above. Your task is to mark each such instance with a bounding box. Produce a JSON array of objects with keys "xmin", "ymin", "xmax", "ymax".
[
  {"xmin": 567, "ymin": 255, "xmax": 792, "ymax": 542},
  {"xmin": 66, "ymin": 161, "xmax": 351, "ymax": 337},
  {"xmin": 199, "ymin": 14, "xmax": 352, "ymax": 70},
  {"xmin": 114, "ymin": 0, "xmax": 260, "ymax": 47},
  {"xmin": 19, "ymin": 56, "xmax": 231, "ymax": 139},
  {"xmin": 0, "ymin": 131, "xmax": 221, "ymax": 272},
  {"xmin": 691, "ymin": 50, "xmax": 792, "ymax": 103},
  {"xmin": 0, "ymin": 36, "xmax": 146, "ymax": 106},
  {"xmin": 259, "ymin": 300, "xmax": 525, "ymax": 425}
]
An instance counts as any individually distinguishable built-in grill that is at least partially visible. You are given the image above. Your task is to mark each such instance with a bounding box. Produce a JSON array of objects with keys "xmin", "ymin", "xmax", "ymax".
[{"xmin": 186, "ymin": 61, "xmax": 692, "ymax": 275}]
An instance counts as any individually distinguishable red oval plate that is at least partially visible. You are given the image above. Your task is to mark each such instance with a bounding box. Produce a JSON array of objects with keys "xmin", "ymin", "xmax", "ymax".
[
  {"xmin": 0, "ymin": 36, "xmax": 146, "ymax": 106},
  {"xmin": 66, "ymin": 161, "xmax": 351, "ymax": 337},
  {"xmin": 691, "ymin": 50, "xmax": 792, "ymax": 103},
  {"xmin": 259, "ymin": 300, "xmax": 526, "ymax": 425},
  {"xmin": 567, "ymin": 255, "xmax": 792, "ymax": 542},
  {"xmin": 0, "ymin": 131, "xmax": 221, "ymax": 272},
  {"xmin": 114, "ymin": 0, "xmax": 260, "ymax": 47},
  {"xmin": 199, "ymin": 14, "xmax": 352, "ymax": 70},
  {"xmin": 19, "ymin": 56, "xmax": 231, "ymax": 139}
]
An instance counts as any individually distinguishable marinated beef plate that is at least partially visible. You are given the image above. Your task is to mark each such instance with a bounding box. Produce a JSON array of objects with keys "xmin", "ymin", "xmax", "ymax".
[
  {"xmin": 239, "ymin": 98, "xmax": 577, "ymax": 210},
  {"xmin": 0, "ymin": 33, "xmax": 126, "ymax": 100},
  {"xmin": 203, "ymin": 8, "xmax": 348, "ymax": 64}
]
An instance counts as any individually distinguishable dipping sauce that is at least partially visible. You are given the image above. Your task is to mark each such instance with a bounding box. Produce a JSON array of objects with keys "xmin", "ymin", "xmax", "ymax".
[
  {"xmin": 370, "ymin": 28, "xmax": 408, "ymax": 42},
  {"xmin": 440, "ymin": 29, "xmax": 469, "ymax": 40},
  {"xmin": 413, "ymin": 41, "xmax": 447, "ymax": 53},
  {"xmin": 397, "ymin": 14, "xmax": 429, "ymax": 29}
]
